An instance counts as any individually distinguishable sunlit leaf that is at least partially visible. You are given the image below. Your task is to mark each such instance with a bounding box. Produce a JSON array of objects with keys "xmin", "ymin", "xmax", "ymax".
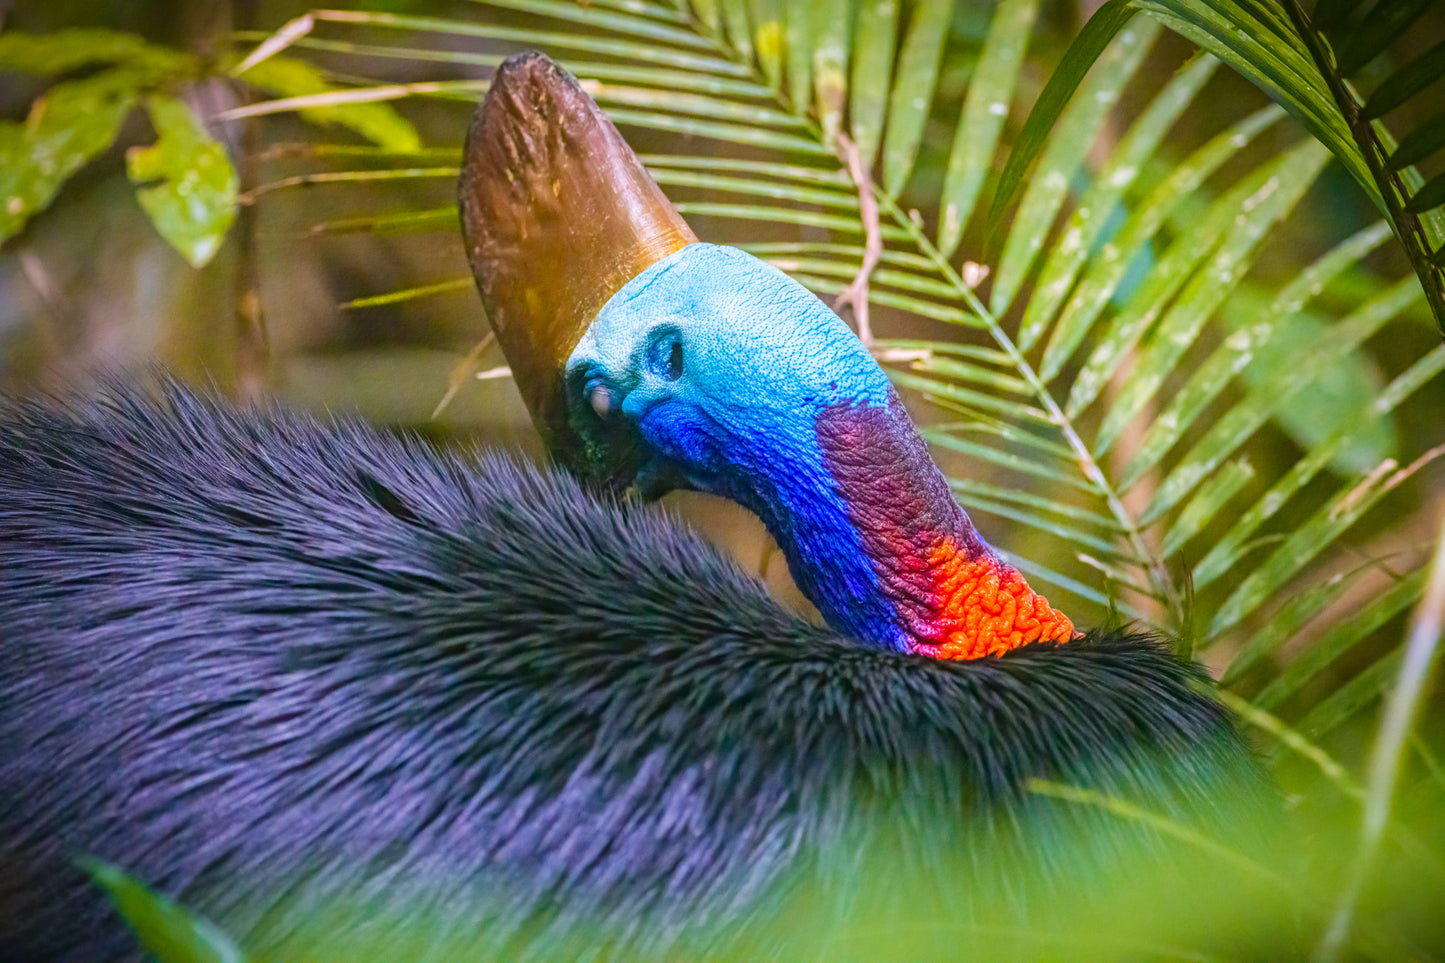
[
  {"xmin": 85, "ymin": 860, "xmax": 251, "ymax": 963},
  {"xmin": 0, "ymin": 70, "xmax": 141, "ymax": 244},
  {"xmin": 127, "ymin": 96, "xmax": 238, "ymax": 267}
]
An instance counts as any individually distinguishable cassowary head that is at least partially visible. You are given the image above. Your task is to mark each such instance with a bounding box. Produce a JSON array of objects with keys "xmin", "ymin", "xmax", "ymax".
[{"xmin": 460, "ymin": 52, "xmax": 1074, "ymax": 660}]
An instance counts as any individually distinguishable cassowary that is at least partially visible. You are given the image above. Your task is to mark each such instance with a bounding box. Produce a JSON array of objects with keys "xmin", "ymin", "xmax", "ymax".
[{"xmin": 0, "ymin": 53, "xmax": 1266, "ymax": 961}]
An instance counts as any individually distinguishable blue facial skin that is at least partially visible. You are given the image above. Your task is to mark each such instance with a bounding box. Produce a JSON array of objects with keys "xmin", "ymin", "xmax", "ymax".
[{"xmin": 567, "ymin": 243, "xmax": 910, "ymax": 650}]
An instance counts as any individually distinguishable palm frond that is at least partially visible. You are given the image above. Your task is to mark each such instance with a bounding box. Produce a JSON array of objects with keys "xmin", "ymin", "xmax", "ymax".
[{"xmin": 230, "ymin": 1, "xmax": 1441, "ymax": 739}]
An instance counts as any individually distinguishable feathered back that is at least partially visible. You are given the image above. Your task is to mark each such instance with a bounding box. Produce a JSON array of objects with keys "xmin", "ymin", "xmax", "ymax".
[{"xmin": 0, "ymin": 383, "xmax": 1266, "ymax": 960}]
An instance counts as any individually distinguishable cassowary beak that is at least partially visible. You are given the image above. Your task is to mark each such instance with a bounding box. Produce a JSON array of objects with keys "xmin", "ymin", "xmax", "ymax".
[{"xmin": 459, "ymin": 52, "xmax": 696, "ymax": 487}]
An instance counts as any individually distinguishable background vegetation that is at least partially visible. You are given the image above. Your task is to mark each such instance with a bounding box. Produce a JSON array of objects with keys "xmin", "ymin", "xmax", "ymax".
[{"xmin": 2, "ymin": 0, "xmax": 1444, "ymax": 958}]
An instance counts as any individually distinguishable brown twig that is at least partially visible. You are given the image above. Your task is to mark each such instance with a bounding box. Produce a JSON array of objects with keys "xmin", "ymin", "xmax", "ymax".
[{"xmin": 832, "ymin": 132, "xmax": 881, "ymax": 347}]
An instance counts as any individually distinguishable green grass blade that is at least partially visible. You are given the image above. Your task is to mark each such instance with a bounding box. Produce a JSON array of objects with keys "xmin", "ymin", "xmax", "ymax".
[
  {"xmin": 718, "ymin": 0, "xmax": 754, "ymax": 63},
  {"xmin": 1016, "ymin": 51, "xmax": 1216, "ymax": 352},
  {"xmin": 85, "ymin": 860, "xmax": 250, "ymax": 963},
  {"xmin": 879, "ymin": 0, "xmax": 952, "ymax": 198},
  {"xmin": 811, "ymin": 0, "xmax": 851, "ymax": 143},
  {"xmin": 641, "ymin": 154, "xmax": 847, "ymax": 185},
  {"xmin": 1146, "ymin": 275, "xmax": 1424, "ymax": 529},
  {"xmin": 936, "ymin": 0, "xmax": 1039, "ymax": 257},
  {"xmin": 1159, "ymin": 458, "xmax": 1252, "ymax": 559},
  {"xmin": 922, "ymin": 428, "xmax": 1096, "ymax": 492},
  {"xmin": 1251, "ymin": 570, "xmax": 1428, "ymax": 708},
  {"xmin": 951, "ymin": 477, "xmax": 1124, "ymax": 531},
  {"xmin": 340, "ymin": 277, "xmax": 474, "ymax": 310},
  {"xmin": 990, "ymin": 18, "xmax": 1160, "ymax": 316},
  {"xmin": 1206, "ymin": 451, "xmax": 1425, "ymax": 640},
  {"xmin": 847, "ymin": 0, "xmax": 899, "ymax": 163},
  {"xmin": 599, "ymin": 107, "xmax": 834, "ymax": 154},
  {"xmin": 1362, "ymin": 39, "xmax": 1445, "ymax": 118},
  {"xmin": 886, "ymin": 369, "xmax": 1052, "ymax": 422},
  {"xmin": 1194, "ymin": 343, "xmax": 1445, "ymax": 589},
  {"xmin": 311, "ymin": 10, "xmax": 751, "ymax": 77},
  {"xmin": 983, "ymin": 0, "xmax": 1137, "ymax": 258},
  {"xmin": 467, "ymin": 0, "xmax": 721, "ymax": 50},
  {"xmin": 1094, "ymin": 139, "xmax": 1330, "ymax": 456},
  {"xmin": 1119, "ymin": 221, "xmax": 1394, "ymax": 490},
  {"xmin": 1040, "ymin": 105, "xmax": 1283, "ymax": 383},
  {"xmin": 1219, "ymin": 566, "xmax": 1375, "ymax": 685},
  {"xmin": 750, "ymin": 0, "xmax": 785, "ymax": 89},
  {"xmin": 783, "ymin": 0, "xmax": 814, "ymax": 115},
  {"xmin": 647, "ymin": 169, "xmax": 859, "ymax": 209}
]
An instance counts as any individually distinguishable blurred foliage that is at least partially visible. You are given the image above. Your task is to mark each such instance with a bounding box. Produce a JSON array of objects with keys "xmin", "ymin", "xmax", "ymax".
[{"xmin": 2, "ymin": 0, "xmax": 1444, "ymax": 959}]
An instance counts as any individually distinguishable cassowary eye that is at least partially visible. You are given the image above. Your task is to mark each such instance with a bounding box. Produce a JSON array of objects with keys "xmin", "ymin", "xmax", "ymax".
[
  {"xmin": 667, "ymin": 339, "xmax": 684, "ymax": 381},
  {"xmin": 646, "ymin": 330, "xmax": 684, "ymax": 383}
]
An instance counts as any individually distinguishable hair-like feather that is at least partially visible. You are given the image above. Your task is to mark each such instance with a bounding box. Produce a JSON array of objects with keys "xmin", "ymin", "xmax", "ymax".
[{"xmin": 0, "ymin": 382, "xmax": 1265, "ymax": 960}]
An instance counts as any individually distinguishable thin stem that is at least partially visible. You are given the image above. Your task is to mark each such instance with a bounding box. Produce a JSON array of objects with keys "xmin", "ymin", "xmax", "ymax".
[{"xmin": 1315, "ymin": 512, "xmax": 1445, "ymax": 963}]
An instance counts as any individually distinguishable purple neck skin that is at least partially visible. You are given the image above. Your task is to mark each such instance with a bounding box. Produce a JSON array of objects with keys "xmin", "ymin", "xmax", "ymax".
[{"xmin": 811, "ymin": 392, "xmax": 1075, "ymax": 659}]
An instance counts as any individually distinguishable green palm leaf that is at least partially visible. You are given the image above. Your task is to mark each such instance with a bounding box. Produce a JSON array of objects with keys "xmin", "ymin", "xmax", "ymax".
[{"xmin": 229, "ymin": 0, "xmax": 1441, "ymax": 763}]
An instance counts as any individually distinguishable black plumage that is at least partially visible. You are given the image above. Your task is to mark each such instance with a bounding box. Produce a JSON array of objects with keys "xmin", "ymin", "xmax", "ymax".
[{"xmin": 0, "ymin": 382, "xmax": 1264, "ymax": 960}]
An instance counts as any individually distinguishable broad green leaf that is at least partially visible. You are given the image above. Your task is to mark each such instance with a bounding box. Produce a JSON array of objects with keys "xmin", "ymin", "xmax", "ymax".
[
  {"xmin": 1095, "ymin": 138, "xmax": 1330, "ymax": 456},
  {"xmin": 936, "ymin": 0, "xmax": 1039, "ymax": 257},
  {"xmin": 848, "ymin": 0, "xmax": 899, "ymax": 163},
  {"xmin": 0, "ymin": 28, "xmax": 194, "ymax": 78},
  {"xmin": 880, "ymin": 0, "xmax": 952, "ymax": 198},
  {"xmin": 0, "ymin": 70, "xmax": 140, "ymax": 244},
  {"xmin": 990, "ymin": 18, "xmax": 1159, "ymax": 316},
  {"xmin": 1040, "ymin": 105, "xmax": 1283, "ymax": 383},
  {"xmin": 1015, "ymin": 51, "xmax": 1215, "ymax": 352},
  {"xmin": 1195, "ymin": 343, "xmax": 1445, "ymax": 589},
  {"xmin": 239, "ymin": 55, "xmax": 420, "ymax": 152},
  {"xmin": 127, "ymin": 96, "xmax": 238, "ymax": 267},
  {"xmin": 85, "ymin": 859, "xmax": 250, "ymax": 963}
]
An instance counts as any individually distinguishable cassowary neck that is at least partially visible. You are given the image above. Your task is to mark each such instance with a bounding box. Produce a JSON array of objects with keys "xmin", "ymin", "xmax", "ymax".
[{"xmin": 762, "ymin": 391, "xmax": 1074, "ymax": 659}]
